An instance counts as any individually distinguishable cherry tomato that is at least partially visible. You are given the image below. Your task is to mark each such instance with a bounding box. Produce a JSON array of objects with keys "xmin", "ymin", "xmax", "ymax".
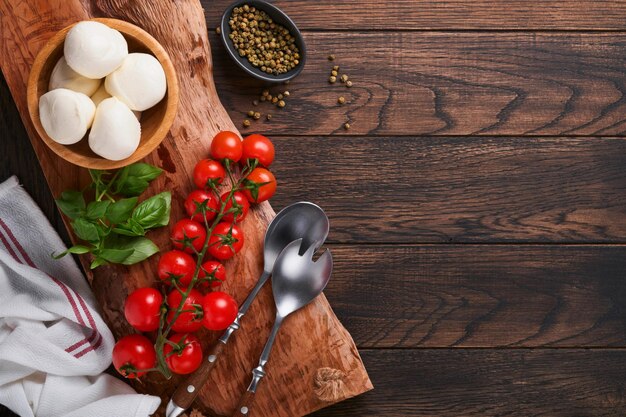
[
  {"xmin": 193, "ymin": 159, "xmax": 225, "ymax": 190},
  {"xmin": 184, "ymin": 190, "xmax": 218, "ymax": 223},
  {"xmin": 200, "ymin": 260, "xmax": 227, "ymax": 287},
  {"xmin": 157, "ymin": 250, "xmax": 195, "ymax": 286},
  {"xmin": 112, "ymin": 334, "xmax": 156, "ymax": 378},
  {"xmin": 242, "ymin": 167, "xmax": 276, "ymax": 203},
  {"xmin": 220, "ymin": 191, "xmax": 250, "ymax": 223},
  {"xmin": 171, "ymin": 219, "xmax": 207, "ymax": 254},
  {"xmin": 207, "ymin": 222, "xmax": 244, "ymax": 260},
  {"xmin": 241, "ymin": 134, "xmax": 275, "ymax": 167},
  {"xmin": 164, "ymin": 333, "xmax": 203, "ymax": 374},
  {"xmin": 201, "ymin": 291, "xmax": 238, "ymax": 331},
  {"xmin": 210, "ymin": 131, "xmax": 242, "ymax": 163},
  {"xmin": 124, "ymin": 287, "xmax": 163, "ymax": 332},
  {"xmin": 166, "ymin": 288, "xmax": 204, "ymax": 333}
]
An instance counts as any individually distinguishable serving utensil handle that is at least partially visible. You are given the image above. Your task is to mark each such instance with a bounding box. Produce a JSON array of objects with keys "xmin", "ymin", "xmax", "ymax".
[
  {"xmin": 232, "ymin": 390, "xmax": 256, "ymax": 416},
  {"xmin": 171, "ymin": 340, "xmax": 225, "ymax": 409}
]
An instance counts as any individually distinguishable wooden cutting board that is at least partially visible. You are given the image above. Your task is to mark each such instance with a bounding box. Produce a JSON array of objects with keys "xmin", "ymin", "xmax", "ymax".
[{"xmin": 0, "ymin": 1, "xmax": 372, "ymax": 416}]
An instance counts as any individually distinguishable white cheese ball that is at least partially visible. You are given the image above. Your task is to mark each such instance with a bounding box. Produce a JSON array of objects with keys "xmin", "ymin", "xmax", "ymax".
[
  {"xmin": 105, "ymin": 53, "xmax": 166, "ymax": 111},
  {"xmin": 91, "ymin": 84, "xmax": 142, "ymax": 120},
  {"xmin": 39, "ymin": 88, "xmax": 95, "ymax": 145},
  {"xmin": 89, "ymin": 97, "xmax": 141, "ymax": 161},
  {"xmin": 64, "ymin": 21, "xmax": 128, "ymax": 79},
  {"xmin": 49, "ymin": 56, "xmax": 101, "ymax": 96}
]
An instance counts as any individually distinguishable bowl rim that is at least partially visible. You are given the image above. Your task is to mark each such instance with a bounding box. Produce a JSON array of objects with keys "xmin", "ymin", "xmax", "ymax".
[
  {"xmin": 27, "ymin": 17, "xmax": 179, "ymax": 170},
  {"xmin": 219, "ymin": 0, "xmax": 306, "ymax": 83}
]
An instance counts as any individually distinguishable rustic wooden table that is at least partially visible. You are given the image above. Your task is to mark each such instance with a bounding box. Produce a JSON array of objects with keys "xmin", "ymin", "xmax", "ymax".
[{"xmin": 3, "ymin": 1, "xmax": 626, "ymax": 415}]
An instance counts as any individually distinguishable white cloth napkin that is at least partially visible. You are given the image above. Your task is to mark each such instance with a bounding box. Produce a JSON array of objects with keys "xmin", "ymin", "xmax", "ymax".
[{"xmin": 0, "ymin": 176, "xmax": 161, "ymax": 417}]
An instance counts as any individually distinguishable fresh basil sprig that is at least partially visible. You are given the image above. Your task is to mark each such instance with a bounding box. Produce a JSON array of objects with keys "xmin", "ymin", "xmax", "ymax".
[{"xmin": 54, "ymin": 163, "xmax": 170, "ymax": 269}]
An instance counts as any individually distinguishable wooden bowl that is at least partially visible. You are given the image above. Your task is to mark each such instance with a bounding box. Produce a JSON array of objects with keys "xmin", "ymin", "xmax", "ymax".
[{"xmin": 27, "ymin": 18, "xmax": 179, "ymax": 169}]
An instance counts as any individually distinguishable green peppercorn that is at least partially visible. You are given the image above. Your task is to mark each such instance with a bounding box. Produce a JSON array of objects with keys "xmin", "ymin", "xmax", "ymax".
[
  {"xmin": 344, "ymin": 122, "xmax": 350, "ymax": 130},
  {"xmin": 248, "ymin": 110, "xmax": 255, "ymax": 117}
]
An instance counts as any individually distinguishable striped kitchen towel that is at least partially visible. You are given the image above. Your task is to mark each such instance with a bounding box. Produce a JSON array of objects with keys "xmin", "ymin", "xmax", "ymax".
[{"xmin": 0, "ymin": 176, "xmax": 160, "ymax": 417}]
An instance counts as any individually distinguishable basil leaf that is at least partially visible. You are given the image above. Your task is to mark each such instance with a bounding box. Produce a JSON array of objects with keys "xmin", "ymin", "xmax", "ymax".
[
  {"xmin": 90, "ymin": 257, "xmax": 107, "ymax": 269},
  {"xmin": 71, "ymin": 218, "xmax": 100, "ymax": 242},
  {"xmin": 116, "ymin": 177, "xmax": 149, "ymax": 197},
  {"xmin": 104, "ymin": 235, "xmax": 159, "ymax": 265},
  {"xmin": 55, "ymin": 190, "xmax": 85, "ymax": 219},
  {"xmin": 52, "ymin": 244, "xmax": 91, "ymax": 259},
  {"xmin": 98, "ymin": 248, "xmax": 134, "ymax": 263},
  {"xmin": 85, "ymin": 200, "xmax": 111, "ymax": 220},
  {"xmin": 106, "ymin": 197, "xmax": 138, "ymax": 224},
  {"xmin": 125, "ymin": 163, "xmax": 163, "ymax": 182},
  {"xmin": 132, "ymin": 192, "xmax": 171, "ymax": 229}
]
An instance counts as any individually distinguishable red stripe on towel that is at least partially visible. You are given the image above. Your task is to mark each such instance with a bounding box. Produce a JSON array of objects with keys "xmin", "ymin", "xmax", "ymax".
[{"xmin": 0, "ymin": 219, "xmax": 102, "ymax": 357}]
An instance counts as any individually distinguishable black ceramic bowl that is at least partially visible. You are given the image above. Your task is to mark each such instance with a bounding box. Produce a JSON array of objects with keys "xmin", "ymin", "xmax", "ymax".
[{"xmin": 220, "ymin": 0, "xmax": 306, "ymax": 83}]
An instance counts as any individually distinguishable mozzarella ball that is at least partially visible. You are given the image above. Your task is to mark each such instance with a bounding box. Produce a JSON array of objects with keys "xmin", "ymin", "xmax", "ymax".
[
  {"xmin": 91, "ymin": 84, "xmax": 142, "ymax": 120},
  {"xmin": 49, "ymin": 56, "xmax": 101, "ymax": 96},
  {"xmin": 89, "ymin": 97, "xmax": 141, "ymax": 161},
  {"xmin": 105, "ymin": 53, "xmax": 166, "ymax": 111},
  {"xmin": 39, "ymin": 88, "xmax": 95, "ymax": 145},
  {"xmin": 64, "ymin": 21, "xmax": 128, "ymax": 79}
]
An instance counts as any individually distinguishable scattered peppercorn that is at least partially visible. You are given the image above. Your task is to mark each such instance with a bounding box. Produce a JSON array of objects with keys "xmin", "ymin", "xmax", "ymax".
[
  {"xmin": 260, "ymin": 96, "xmax": 267, "ymax": 102},
  {"xmin": 253, "ymin": 100, "xmax": 259, "ymax": 106},
  {"xmin": 338, "ymin": 96, "xmax": 345, "ymax": 104},
  {"xmin": 328, "ymin": 54, "xmax": 335, "ymax": 61},
  {"xmin": 329, "ymin": 76, "xmax": 337, "ymax": 83},
  {"xmin": 278, "ymin": 100, "xmax": 285, "ymax": 108},
  {"xmin": 333, "ymin": 65, "xmax": 339, "ymax": 71},
  {"xmin": 271, "ymin": 97, "xmax": 278, "ymax": 104},
  {"xmin": 331, "ymin": 70, "xmax": 338, "ymax": 77},
  {"xmin": 346, "ymin": 80, "xmax": 353, "ymax": 88},
  {"xmin": 253, "ymin": 112, "xmax": 261, "ymax": 120},
  {"xmin": 344, "ymin": 123, "xmax": 350, "ymax": 130},
  {"xmin": 247, "ymin": 110, "xmax": 255, "ymax": 117},
  {"xmin": 228, "ymin": 5, "xmax": 301, "ymax": 75},
  {"xmin": 216, "ymin": 27, "xmax": 221, "ymax": 35},
  {"xmin": 283, "ymin": 91, "xmax": 290, "ymax": 96},
  {"xmin": 340, "ymin": 74, "xmax": 349, "ymax": 83},
  {"xmin": 266, "ymin": 114, "xmax": 272, "ymax": 120},
  {"xmin": 262, "ymin": 90, "xmax": 269, "ymax": 96},
  {"xmin": 277, "ymin": 94, "xmax": 284, "ymax": 100},
  {"xmin": 243, "ymin": 119, "xmax": 251, "ymax": 127}
]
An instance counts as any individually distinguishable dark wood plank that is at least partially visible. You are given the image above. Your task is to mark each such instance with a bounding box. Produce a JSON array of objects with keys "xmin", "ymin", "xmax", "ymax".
[
  {"xmin": 310, "ymin": 349, "xmax": 626, "ymax": 416},
  {"xmin": 269, "ymin": 136, "xmax": 626, "ymax": 243},
  {"xmin": 204, "ymin": 0, "xmax": 626, "ymax": 31},
  {"xmin": 324, "ymin": 245, "xmax": 626, "ymax": 348},
  {"xmin": 209, "ymin": 32, "xmax": 626, "ymax": 137}
]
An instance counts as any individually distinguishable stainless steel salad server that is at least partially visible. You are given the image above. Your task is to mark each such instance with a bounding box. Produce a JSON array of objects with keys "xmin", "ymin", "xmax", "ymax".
[
  {"xmin": 232, "ymin": 238, "xmax": 333, "ymax": 416},
  {"xmin": 167, "ymin": 202, "xmax": 329, "ymax": 417}
]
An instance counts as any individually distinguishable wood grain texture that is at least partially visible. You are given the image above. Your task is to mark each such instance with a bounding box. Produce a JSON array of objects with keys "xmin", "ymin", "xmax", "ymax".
[
  {"xmin": 324, "ymin": 244, "xmax": 626, "ymax": 348},
  {"xmin": 310, "ymin": 349, "xmax": 626, "ymax": 416},
  {"xmin": 209, "ymin": 32, "xmax": 626, "ymax": 137},
  {"xmin": 203, "ymin": 0, "xmax": 626, "ymax": 31},
  {"xmin": 0, "ymin": 1, "xmax": 371, "ymax": 416},
  {"xmin": 269, "ymin": 136, "xmax": 626, "ymax": 243}
]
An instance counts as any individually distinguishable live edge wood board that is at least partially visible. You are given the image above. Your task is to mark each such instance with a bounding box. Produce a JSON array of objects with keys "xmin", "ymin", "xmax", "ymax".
[{"xmin": 0, "ymin": 1, "xmax": 372, "ymax": 416}]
